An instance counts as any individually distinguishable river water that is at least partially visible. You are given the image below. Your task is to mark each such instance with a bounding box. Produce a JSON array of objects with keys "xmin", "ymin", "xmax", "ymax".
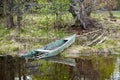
[{"xmin": 0, "ymin": 55, "xmax": 120, "ymax": 80}]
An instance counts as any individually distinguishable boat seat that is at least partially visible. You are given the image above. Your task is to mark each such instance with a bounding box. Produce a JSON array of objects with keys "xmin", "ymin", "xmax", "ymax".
[{"xmin": 35, "ymin": 49, "xmax": 50, "ymax": 52}]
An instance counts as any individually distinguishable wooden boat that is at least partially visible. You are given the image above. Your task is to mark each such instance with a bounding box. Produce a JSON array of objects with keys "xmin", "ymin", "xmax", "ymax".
[{"xmin": 22, "ymin": 34, "xmax": 76, "ymax": 59}]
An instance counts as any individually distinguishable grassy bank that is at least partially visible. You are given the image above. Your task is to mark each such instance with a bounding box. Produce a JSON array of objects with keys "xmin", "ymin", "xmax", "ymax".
[
  {"xmin": 63, "ymin": 12, "xmax": 120, "ymax": 58},
  {"xmin": 0, "ymin": 13, "xmax": 72, "ymax": 55},
  {"xmin": 0, "ymin": 11, "xmax": 120, "ymax": 57}
]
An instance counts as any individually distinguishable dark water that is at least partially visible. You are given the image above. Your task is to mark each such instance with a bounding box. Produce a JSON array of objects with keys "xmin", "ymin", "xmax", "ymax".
[{"xmin": 0, "ymin": 55, "xmax": 120, "ymax": 80}]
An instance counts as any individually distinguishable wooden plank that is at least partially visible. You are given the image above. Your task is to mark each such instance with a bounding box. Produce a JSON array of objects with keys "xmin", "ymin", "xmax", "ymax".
[{"xmin": 35, "ymin": 49, "xmax": 50, "ymax": 52}]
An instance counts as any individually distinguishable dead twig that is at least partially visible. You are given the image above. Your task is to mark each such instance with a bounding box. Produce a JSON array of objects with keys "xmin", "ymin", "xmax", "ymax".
[{"xmin": 91, "ymin": 34, "xmax": 98, "ymax": 39}]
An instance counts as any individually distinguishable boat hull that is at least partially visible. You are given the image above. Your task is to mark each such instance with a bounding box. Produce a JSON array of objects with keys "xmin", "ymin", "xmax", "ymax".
[{"xmin": 22, "ymin": 34, "xmax": 76, "ymax": 59}]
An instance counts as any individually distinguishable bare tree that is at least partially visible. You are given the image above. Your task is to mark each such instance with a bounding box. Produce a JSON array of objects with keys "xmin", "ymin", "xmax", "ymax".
[
  {"xmin": 17, "ymin": 0, "xmax": 22, "ymax": 32},
  {"xmin": 105, "ymin": 0, "xmax": 117, "ymax": 18},
  {"xmin": 99, "ymin": 0, "xmax": 117, "ymax": 18},
  {"xmin": 83, "ymin": 0, "xmax": 98, "ymax": 17},
  {"xmin": 69, "ymin": 0, "xmax": 100, "ymax": 29}
]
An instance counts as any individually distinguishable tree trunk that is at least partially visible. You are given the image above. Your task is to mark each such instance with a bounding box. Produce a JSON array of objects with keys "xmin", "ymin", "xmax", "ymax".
[
  {"xmin": 69, "ymin": 0, "xmax": 87, "ymax": 29},
  {"xmin": 17, "ymin": 0, "xmax": 22, "ymax": 32},
  {"xmin": 69, "ymin": 0, "xmax": 100, "ymax": 30},
  {"xmin": 108, "ymin": 10, "xmax": 113, "ymax": 17},
  {"xmin": 7, "ymin": 0, "xmax": 14, "ymax": 28},
  {"xmin": 0, "ymin": 0, "xmax": 4, "ymax": 17}
]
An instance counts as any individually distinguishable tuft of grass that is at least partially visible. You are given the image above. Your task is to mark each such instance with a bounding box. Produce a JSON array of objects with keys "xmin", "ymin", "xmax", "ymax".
[
  {"xmin": 113, "ymin": 11, "xmax": 120, "ymax": 19},
  {"xmin": 10, "ymin": 46, "xmax": 19, "ymax": 51},
  {"xmin": 0, "ymin": 28, "xmax": 10, "ymax": 37},
  {"xmin": 92, "ymin": 11, "xmax": 120, "ymax": 20},
  {"xmin": 104, "ymin": 39, "xmax": 116, "ymax": 45}
]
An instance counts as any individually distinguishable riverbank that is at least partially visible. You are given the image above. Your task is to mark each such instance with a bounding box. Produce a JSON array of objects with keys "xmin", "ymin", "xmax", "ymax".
[
  {"xmin": 0, "ymin": 12, "xmax": 120, "ymax": 57},
  {"xmin": 63, "ymin": 17, "xmax": 120, "ymax": 58}
]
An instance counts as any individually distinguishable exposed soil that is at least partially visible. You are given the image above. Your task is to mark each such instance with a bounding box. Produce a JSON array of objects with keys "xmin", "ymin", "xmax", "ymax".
[{"xmin": 69, "ymin": 26, "xmax": 101, "ymax": 35}]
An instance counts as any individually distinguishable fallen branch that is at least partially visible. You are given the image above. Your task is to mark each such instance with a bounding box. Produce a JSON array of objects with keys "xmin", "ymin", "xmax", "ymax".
[
  {"xmin": 91, "ymin": 34, "xmax": 98, "ymax": 39},
  {"xmin": 86, "ymin": 33, "xmax": 104, "ymax": 46},
  {"xmin": 97, "ymin": 36, "xmax": 107, "ymax": 45}
]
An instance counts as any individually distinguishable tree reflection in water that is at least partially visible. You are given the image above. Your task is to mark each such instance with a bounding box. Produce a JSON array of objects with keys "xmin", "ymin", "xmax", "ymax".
[
  {"xmin": 71, "ymin": 59, "xmax": 99, "ymax": 80},
  {"xmin": 30, "ymin": 57, "xmax": 115, "ymax": 80},
  {"xmin": 69, "ymin": 57, "xmax": 115, "ymax": 80},
  {"xmin": 0, "ymin": 55, "xmax": 116, "ymax": 80},
  {"xmin": 70, "ymin": 59, "xmax": 100, "ymax": 80},
  {"xmin": 0, "ymin": 55, "xmax": 26, "ymax": 80}
]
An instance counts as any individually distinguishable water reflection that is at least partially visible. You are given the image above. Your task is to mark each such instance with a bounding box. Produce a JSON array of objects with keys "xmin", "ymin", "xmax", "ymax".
[
  {"xmin": 0, "ymin": 55, "xmax": 119, "ymax": 80},
  {"xmin": 28, "ymin": 57, "xmax": 76, "ymax": 80},
  {"xmin": 74, "ymin": 58, "xmax": 100, "ymax": 80},
  {"xmin": 110, "ymin": 57, "xmax": 120, "ymax": 80},
  {"xmin": 27, "ymin": 56, "xmax": 115, "ymax": 80},
  {"xmin": 44, "ymin": 56, "xmax": 76, "ymax": 66},
  {"xmin": 0, "ymin": 55, "xmax": 26, "ymax": 80}
]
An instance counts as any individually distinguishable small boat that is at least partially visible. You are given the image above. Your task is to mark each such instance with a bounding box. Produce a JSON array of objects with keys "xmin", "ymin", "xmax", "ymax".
[{"xmin": 22, "ymin": 34, "xmax": 76, "ymax": 59}]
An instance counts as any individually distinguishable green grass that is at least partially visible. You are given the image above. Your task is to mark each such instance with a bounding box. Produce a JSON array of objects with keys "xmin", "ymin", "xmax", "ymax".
[
  {"xmin": 0, "ymin": 11, "xmax": 120, "ymax": 56},
  {"xmin": 0, "ymin": 13, "xmax": 72, "ymax": 55},
  {"xmin": 113, "ymin": 11, "xmax": 120, "ymax": 19},
  {"xmin": 92, "ymin": 11, "xmax": 120, "ymax": 20}
]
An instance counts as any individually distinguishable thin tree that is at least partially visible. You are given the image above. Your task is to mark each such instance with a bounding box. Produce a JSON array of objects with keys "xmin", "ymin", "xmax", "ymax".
[
  {"xmin": 105, "ymin": 0, "xmax": 117, "ymax": 18},
  {"xmin": 116, "ymin": 0, "xmax": 120, "ymax": 10},
  {"xmin": 17, "ymin": 0, "xmax": 22, "ymax": 32},
  {"xmin": 0, "ymin": 0, "xmax": 4, "ymax": 17},
  {"xmin": 7, "ymin": 0, "xmax": 15, "ymax": 28}
]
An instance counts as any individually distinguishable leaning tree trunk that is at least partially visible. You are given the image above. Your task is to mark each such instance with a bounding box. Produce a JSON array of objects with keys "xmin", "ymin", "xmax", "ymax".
[{"xmin": 7, "ymin": 0, "xmax": 14, "ymax": 28}]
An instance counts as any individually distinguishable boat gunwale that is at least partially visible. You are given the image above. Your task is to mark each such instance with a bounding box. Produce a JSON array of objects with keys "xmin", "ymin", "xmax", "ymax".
[{"xmin": 36, "ymin": 34, "xmax": 76, "ymax": 53}]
